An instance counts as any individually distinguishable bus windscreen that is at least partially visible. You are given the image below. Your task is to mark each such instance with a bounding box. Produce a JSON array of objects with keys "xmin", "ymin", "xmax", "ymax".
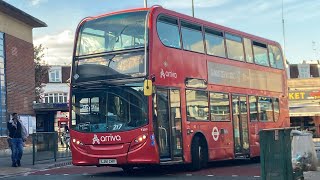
[
  {"xmin": 76, "ymin": 11, "xmax": 148, "ymax": 56},
  {"xmin": 71, "ymin": 84, "xmax": 147, "ymax": 133}
]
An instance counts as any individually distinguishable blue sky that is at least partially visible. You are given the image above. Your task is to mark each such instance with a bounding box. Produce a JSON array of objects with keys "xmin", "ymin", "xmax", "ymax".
[{"xmin": 4, "ymin": 0, "xmax": 320, "ymax": 65}]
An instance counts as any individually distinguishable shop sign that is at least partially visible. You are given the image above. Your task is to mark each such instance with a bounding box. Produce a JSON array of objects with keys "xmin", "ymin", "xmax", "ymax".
[{"xmin": 289, "ymin": 91, "xmax": 320, "ymax": 100}]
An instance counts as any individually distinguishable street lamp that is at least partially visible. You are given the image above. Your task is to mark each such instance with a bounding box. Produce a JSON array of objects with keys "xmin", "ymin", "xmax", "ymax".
[
  {"xmin": 192, "ymin": 0, "xmax": 194, "ymax": 17},
  {"xmin": 144, "ymin": 0, "xmax": 147, "ymax": 8}
]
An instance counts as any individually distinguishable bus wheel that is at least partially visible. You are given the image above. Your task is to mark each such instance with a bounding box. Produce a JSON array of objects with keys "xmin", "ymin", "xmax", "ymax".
[
  {"xmin": 191, "ymin": 136, "xmax": 208, "ymax": 171},
  {"xmin": 122, "ymin": 166, "xmax": 134, "ymax": 173}
]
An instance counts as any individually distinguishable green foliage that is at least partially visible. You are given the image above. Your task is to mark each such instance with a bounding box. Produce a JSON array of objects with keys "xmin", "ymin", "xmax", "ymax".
[{"xmin": 34, "ymin": 44, "xmax": 50, "ymax": 102}]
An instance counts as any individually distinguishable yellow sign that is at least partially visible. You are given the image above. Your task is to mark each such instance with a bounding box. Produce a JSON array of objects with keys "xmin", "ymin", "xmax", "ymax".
[{"xmin": 288, "ymin": 92, "xmax": 305, "ymax": 100}]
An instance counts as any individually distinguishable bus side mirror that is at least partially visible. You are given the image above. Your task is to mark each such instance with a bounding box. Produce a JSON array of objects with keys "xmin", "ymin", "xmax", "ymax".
[{"xmin": 144, "ymin": 80, "xmax": 152, "ymax": 96}]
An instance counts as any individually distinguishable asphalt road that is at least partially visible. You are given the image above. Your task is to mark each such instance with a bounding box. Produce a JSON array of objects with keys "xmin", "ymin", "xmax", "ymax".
[{"xmin": 5, "ymin": 160, "xmax": 262, "ymax": 180}]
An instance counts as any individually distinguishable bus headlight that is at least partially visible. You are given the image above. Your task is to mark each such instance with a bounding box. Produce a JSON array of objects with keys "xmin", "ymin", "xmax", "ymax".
[
  {"xmin": 130, "ymin": 134, "xmax": 148, "ymax": 151},
  {"xmin": 72, "ymin": 138, "xmax": 83, "ymax": 145}
]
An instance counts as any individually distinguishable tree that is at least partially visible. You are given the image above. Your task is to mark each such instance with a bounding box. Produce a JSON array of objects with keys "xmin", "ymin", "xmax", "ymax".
[{"xmin": 34, "ymin": 44, "xmax": 50, "ymax": 103}]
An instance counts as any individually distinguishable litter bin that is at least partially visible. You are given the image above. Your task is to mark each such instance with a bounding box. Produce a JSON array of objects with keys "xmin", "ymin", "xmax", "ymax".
[{"xmin": 260, "ymin": 128, "xmax": 304, "ymax": 180}]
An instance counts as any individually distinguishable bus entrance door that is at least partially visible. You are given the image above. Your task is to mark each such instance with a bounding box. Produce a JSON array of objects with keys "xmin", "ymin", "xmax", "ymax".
[
  {"xmin": 154, "ymin": 89, "xmax": 183, "ymax": 162},
  {"xmin": 232, "ymin": 95, "xmax": 250, "ymax": 158}
]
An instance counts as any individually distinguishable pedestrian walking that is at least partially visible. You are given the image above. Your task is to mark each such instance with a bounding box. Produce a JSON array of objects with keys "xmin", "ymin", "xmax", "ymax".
[
  {"xmin": 63, "ymin": 125, "xmax": 70, "ymax": 150},
  {"xmin": 7, "ymin": 113, "xmax": 27, "ymax": 167}
]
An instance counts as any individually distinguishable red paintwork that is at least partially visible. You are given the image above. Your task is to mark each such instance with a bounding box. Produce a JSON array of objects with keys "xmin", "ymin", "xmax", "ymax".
[{"xmin": 70, "ymin": 6, "xmax": 289, "ymax": 167}]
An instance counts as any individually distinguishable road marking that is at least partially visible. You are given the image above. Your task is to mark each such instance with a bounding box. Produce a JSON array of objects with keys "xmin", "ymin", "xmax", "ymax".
[
  {"xmin": 45, "ymin": 174, "xmax": 50, "ymax": 176},
  {"xmin": 207, "ymin": 175, "xmax": 214, "ymax": 176},
  {"xmin": 186, "ymin": 174, "xmax": 192, "ymax": 176},
  {"xmin": 63, "ymin": 174, "xmax": 69, "ymax": 176},
  {"xmin": 254, "ymin": 176, "xmax": 261, "ymax": 178},
  {"xmin": 232, "ymin": 175, "xmax": 238, "ymax": 177}
]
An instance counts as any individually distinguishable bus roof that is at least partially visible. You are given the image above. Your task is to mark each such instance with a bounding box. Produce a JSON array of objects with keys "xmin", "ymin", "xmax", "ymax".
[{"xmin": 78, "ymin": 6, "xmax": 281, "ymax": 47}]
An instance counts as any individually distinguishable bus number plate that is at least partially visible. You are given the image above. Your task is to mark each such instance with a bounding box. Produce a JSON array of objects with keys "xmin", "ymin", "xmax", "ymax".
[{"xmin": 99, "ymin": 159, "xmax": 117, "ymax": 164}]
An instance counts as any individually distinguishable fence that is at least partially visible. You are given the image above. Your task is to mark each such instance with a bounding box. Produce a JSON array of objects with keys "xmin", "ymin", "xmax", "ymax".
[{"xmin": 32, "ymin": 132, "xmax": 71, "ymax": 165}]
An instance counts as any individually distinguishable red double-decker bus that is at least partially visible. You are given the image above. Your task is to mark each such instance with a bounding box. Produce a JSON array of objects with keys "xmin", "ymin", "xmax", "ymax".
[{"xmin": 69, "ymin": 6, "xmax": 289, "ymax": 171}]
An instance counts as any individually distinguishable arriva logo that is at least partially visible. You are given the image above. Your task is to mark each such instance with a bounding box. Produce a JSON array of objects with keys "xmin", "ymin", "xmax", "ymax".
[
  {"xmin": 160, "ymin": 68, "xmax": 177, "ymax": 79},
  {"xmin": 92, "ymin": 134, "xmax": 122, "ymax": 144}
]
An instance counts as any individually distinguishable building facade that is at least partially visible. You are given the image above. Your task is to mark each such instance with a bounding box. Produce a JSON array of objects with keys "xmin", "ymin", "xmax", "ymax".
[
  {"xmin": 0, "ymin": 1, "xmax": 46, "ymax": 152},
  {"xmin": 287, "ymin": 60, "xmax": 320, "ymax": 137},
  {"xmin": 33, "ymin": 66, "xmax": 70, "ymax": 133}
]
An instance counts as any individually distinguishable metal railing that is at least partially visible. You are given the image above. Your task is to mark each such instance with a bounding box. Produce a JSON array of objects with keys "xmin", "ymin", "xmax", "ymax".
[{"xmin": 32, "ymin": 132, "xmax": 71, "ymax": 165}]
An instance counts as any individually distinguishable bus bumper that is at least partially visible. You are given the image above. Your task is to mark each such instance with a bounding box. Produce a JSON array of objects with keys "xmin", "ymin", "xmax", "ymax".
[{"xmin": 71, "ymin": 138, "xmax": 159, "ymax": 166}]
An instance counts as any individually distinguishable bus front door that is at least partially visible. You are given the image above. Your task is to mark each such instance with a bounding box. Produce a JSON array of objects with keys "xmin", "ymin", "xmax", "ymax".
[
  {"xmin": 232, "ymin": 95, "xmax": 250, "ymax": 158},
  {"xmin": 154, "ymin": 89, "xmax": 183, "ymax": 162}
]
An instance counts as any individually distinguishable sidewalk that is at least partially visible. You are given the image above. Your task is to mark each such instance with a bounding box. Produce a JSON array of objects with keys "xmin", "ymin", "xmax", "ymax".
[{"xmin": 0, "ymin": 152, "xmax": 71, "ymax": 178}]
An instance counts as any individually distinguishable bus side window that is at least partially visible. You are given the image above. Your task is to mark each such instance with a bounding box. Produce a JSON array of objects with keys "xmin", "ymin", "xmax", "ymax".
[
  {"xmin": 181, "ymin": 21, "xmax": 204, "ymax": 53},
  {"xmin": 205, "ymin": 28, "xmax": 226, "ymax": 58},
  {"xmin": 253, "ymin": 41, "xmax": 269, "ymax": 67},
  {"xmin": 225, "ymin": 33, "xmax": 244, "ymax": 62},
  {"xmin": 249, "ymin": 96, "xmax": 258, "ymax": 121},
  {"xmin": 157, "ymin": 16, "xmax": 181, "ymax": 48},
  {"xmin": 269, "ymin": 45, "xmax": 284, "ymax": 69},
  {"xmin": 273, "ymin": 98, "xmax": 280, "ymax": 122}
]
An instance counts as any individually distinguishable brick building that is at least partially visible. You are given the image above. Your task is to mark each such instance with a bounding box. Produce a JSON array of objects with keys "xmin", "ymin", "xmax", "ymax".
[
  {"xmin": 0, "ymin": 1, "xmax": 46, "ymax": 150},
  {"xmin": 287, "ymin": 60, "xmax": 320, "ymax": 137}
]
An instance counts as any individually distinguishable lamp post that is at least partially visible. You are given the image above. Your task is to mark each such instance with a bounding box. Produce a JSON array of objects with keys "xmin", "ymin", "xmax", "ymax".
[
  {"xmin": 144, "ymin": 0, "xmax": 147, "ymax": 8},
  {"xmin": 192, "ymin": 0, "xmax": 194, "ymax": 17},
  {"xmin": 282, "ymin": 0, "xmax": 286, "ymax": 58}
]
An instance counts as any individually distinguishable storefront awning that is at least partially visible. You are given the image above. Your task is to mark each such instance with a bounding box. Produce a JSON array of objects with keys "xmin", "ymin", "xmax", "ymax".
[{"xmin": 289, "ymin": 106, "xmax": 320, "ymax": 117}]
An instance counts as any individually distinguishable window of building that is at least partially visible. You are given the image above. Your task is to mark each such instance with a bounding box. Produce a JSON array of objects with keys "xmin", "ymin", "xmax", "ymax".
[
  {"xmin": 297, "ymin": 64, "xmax": 310, "ymax": 78},
  {"xmin": 249, "ymin": 96, "xmax": 258, "ymax": 121},
  {"xmin": 157, "ymin": 16, "xmax": 181, "ymax": 48},
  {"xmin": 210, "ymin": 92, "xmax": 230, "ymax": 121},
  {"xmin": 225, "ymin": 33, "xmax": 244, "ymax": 61},
  {"xmin": 205, "ymin": 28, "xmax": 226, "ymax": 57},
  {"xmin": 0, "ymin": 32, "xmax": 6, "ymax": 137},
  {"xmin": 268, "ymin": 45, "xmax": 284, "ymax": 69},
  {"xmin": 44, "ymin": 93, "xmax": 68, "ymax": 103},
  {"xmin": 253, "ymin": 41, "xmax": 269, "ymax": 66},
  {"xmin": 243, "ymin": 38, "xmax": 254, "ymax": 63},
  {"xmin": 49, "ymin": 69, "xmax": 61, "ymax": 82},
  {"xmin": 186, "ymin": 90, "xmax": 208, "ymax": 121},
  {"xmin": 181, "ymin": 21, "xmax": 204, "ymax": 53},
  {"xmin": 258, "ymin": 97, "xmax": 274, "ymax": 122}
]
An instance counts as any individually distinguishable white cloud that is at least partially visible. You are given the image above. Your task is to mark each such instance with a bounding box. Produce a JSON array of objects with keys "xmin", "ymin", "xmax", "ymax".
[
  {"xmin": 34, "ymin": 30, "xmax": 75, "ymax": 65},
  {"xmin": 29, "ymin": 0, "xmax": 46, "ymax": 6}
]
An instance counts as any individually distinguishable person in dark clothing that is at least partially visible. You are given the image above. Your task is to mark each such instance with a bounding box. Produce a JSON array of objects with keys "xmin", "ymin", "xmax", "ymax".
[{"xmin": 7, "ymin": 113, "xmax": 24, "ymax": 167}]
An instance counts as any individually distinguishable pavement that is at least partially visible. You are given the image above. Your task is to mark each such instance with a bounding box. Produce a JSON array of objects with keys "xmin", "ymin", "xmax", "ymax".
[{"xmin": 0, "ymin": 150, "xmax": 72, "ymax": 179}]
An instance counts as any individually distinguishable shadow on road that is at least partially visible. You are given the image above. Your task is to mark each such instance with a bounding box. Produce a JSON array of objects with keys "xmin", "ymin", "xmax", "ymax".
[{"xmin": 89, "ymin": 159, "xmax": 260, "ymax": 178}]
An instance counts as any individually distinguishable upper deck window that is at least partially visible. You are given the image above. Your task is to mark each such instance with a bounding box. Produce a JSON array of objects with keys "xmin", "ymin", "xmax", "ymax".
[
  {"xmin": 205, "ymin": 28, "xmax": 226, "ymax": 57},
  {"xmin": 225, "ymin": 33, "xmax": 244, "ymax": 61},
  {"xmin": 181, "ymin": 21, "xmax": 204, "ymax": 53},
  {"xmin": 76, "ymin": 11, "xmax": 148, "ymax": 56},
  {"xmin": 268, "ymin": 45, "xmax": 284, "ymax": 69},
  {"xmin": 243, "ymin": 38, "xmax": 254, "ymax": 63},
  {"xmin": 157, "ymin": 16, "xmax": 181, "ymax": 48},
  {"xmin": 253, "ymin": 41, "xmax": 269, "ymax": 66}
]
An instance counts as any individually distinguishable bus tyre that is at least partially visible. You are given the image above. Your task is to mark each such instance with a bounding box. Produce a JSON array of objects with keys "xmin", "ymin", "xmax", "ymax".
[{"xmin": 190, "ymin": 136, "xmax": 208, "ymax": 171}]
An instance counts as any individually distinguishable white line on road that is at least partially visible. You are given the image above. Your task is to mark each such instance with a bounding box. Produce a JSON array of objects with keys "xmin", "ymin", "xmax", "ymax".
[
  {"xmin": 63, "ymin": 174, "xmax": 69, "ymax": 176},
  {"xmin": 232, "ymin": 175, "xmax": 238, "ymax": 177},
  {"xmin": 254, "ymin": 176, "xmax": 261, "ymax": 178},
  {"xmin": 45, "ymin": 174, "xmax": 50, "ymax": 176},
  {"xmin": 207, "ymin": 175, "xmax": 214, "ymax": 176},
  {"xmin": 186, "ymin": 174, "xmax": 192, "ymax": 176}
]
